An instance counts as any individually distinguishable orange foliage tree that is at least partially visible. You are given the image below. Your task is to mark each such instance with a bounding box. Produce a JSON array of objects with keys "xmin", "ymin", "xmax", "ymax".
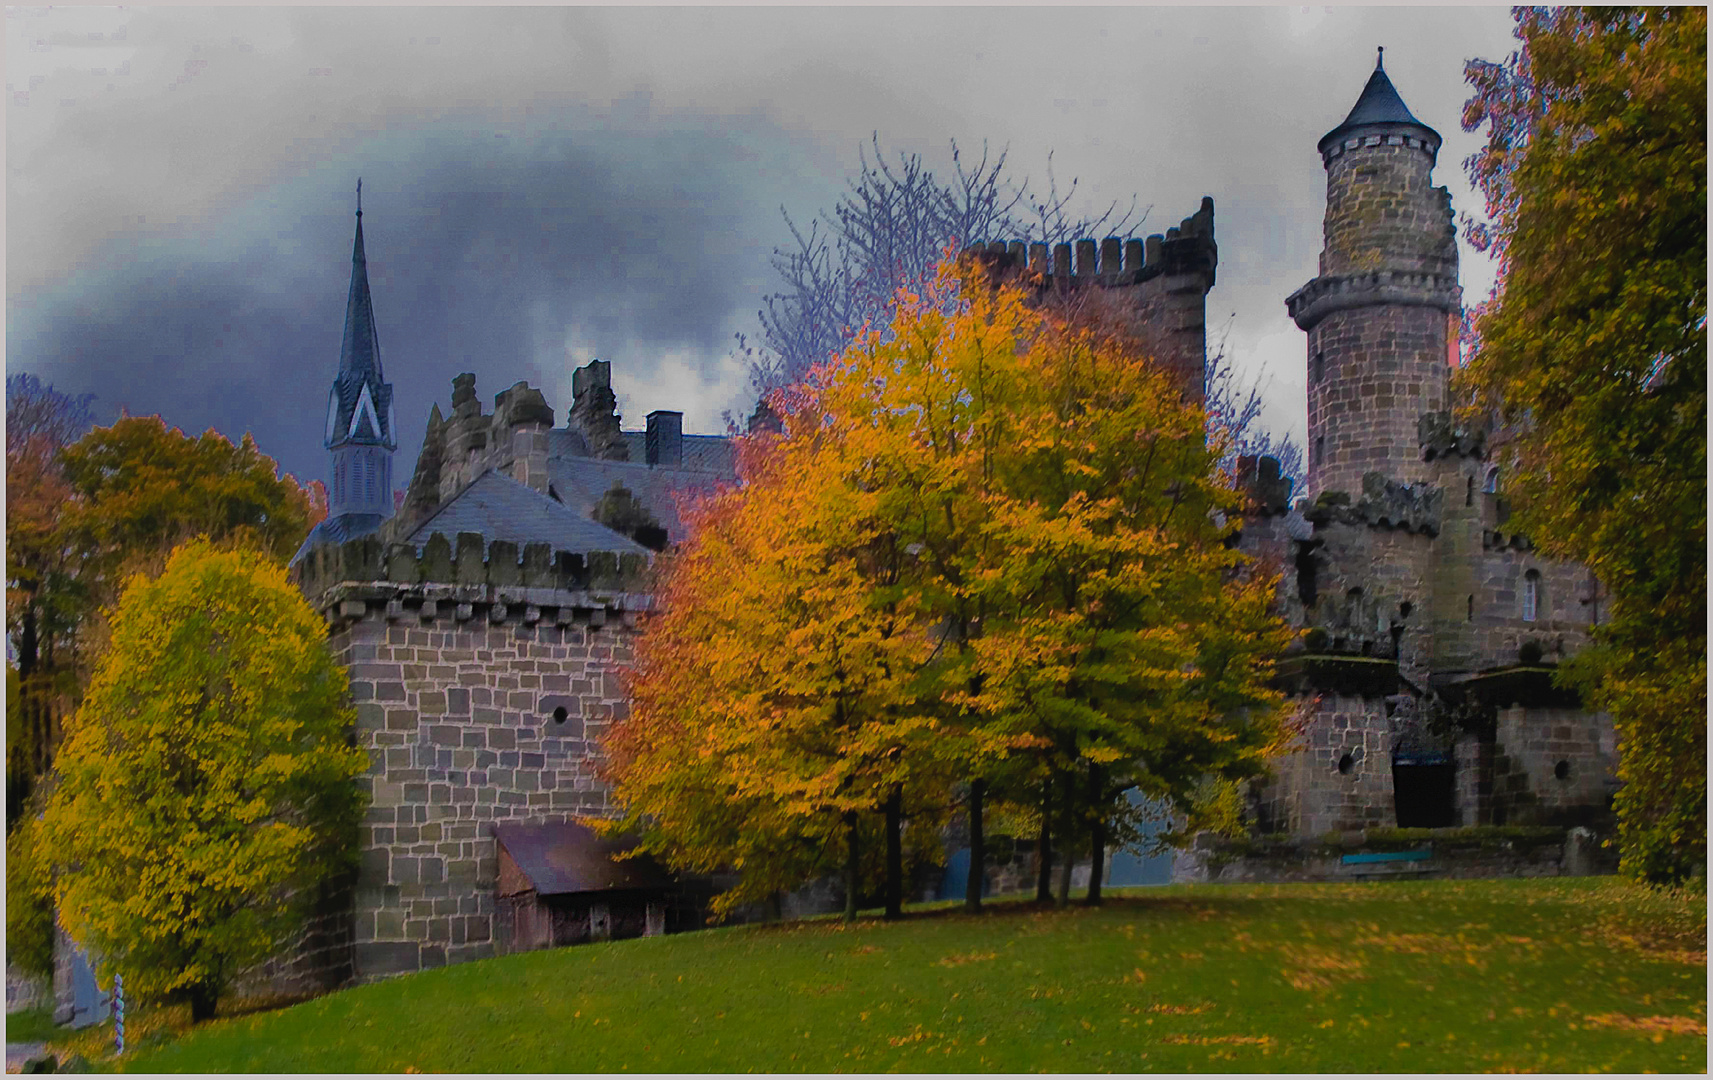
[{"xmin": 605, "ymin": 260, "xmax": 1290, "ymax": 918}]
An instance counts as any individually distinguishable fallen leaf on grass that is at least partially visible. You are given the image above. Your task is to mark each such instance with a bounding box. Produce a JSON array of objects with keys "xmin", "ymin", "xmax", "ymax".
[
  {"xmin": 1162, "ymin": 1034, "xmax": 1274, "ymax": 1047},
  {"xmin": 1583, "ymin": 1014, "xmax": 1705, "ymax": 1037},
  {"xmin": 935, "ymin": 951, "xmax": 997, "ymax": 968},
  {"xmin": 1352, "ymin": 932, "xmax": 1449, "ymax": 955}
]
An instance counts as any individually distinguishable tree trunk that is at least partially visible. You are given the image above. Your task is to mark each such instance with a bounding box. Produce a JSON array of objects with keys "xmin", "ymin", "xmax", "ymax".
[
  {"xmin": 1055, "ymin": 772, "xmax": 1074, "ymax": 908},
  {"xmin": 1035, "ymin": 775, "xmax": 1054, "ymax": 904},
  {"xmin": 964, "ymin": 778, "xmax": 985, "ymax": 913},
  {"xmin": 843, "ymin": 810, "xmax": 860, "ymax": 923},
  {"xmin": 884, "ymin": 785, "xmax": 903, "ymax": 920},
  {"xmin": 189, "ymin": 983, "xmax": 219, "ymax": 1023},
  {"xmin": 1085, "ymin": 764, "xmax": 1106, "ymax": 907}
]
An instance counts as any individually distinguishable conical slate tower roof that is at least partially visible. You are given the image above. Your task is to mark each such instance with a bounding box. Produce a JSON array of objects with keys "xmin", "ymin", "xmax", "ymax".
[
  {"xmin": 325, "ymin": 199, "xmax": 396, "ymax": 451},
  {"xmin": 1318, "ymin": 49, "xmax": 1441, "ymax": 158}
]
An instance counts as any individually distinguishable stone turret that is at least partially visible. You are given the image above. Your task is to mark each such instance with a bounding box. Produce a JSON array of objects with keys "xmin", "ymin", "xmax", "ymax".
[{"xmin": 1288, "ymin": 50, "xmax": 1461, "ymax": 501}]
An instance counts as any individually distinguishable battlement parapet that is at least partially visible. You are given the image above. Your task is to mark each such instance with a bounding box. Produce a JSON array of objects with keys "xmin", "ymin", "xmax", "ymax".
[
  {"xmin": 1418, "ymin": 411, "xmax": 1487, "ymax": 461},
  {"xmin": 1305, "ymin": 472, "xmax": 1442, "ymax": 536},
  {"xmin": 1321, "ymin": 127, "xmax": 1440, "ymax": 168},
  {"xmin": 1286, "ymin": 269, "xmax": 1460, "ymax": 331},
  {"xmin": 963, "ymin": 196, "xmax": 1217, "ymax": 291},
  {"xmin": 292, "ymin": 530, "xmax": 651, "ymax": 615}
]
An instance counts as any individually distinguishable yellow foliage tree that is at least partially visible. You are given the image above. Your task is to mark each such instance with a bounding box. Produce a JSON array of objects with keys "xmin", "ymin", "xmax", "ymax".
[
  {"xmin": 42, "ymin": 540, "xmax": 368, "ymax": 1021},
  {"xmin": 606, "ymin": 259, "xmax": 1290, "ymax": 916}
]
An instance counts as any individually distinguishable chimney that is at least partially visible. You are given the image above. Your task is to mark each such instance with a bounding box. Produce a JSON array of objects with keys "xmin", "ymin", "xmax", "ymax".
[{"xmin": 646, "ymin": 410, "xmax": 682, "ymax": 467}]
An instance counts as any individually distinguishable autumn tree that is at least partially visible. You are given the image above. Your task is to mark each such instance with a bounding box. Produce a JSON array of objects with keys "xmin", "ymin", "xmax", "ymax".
[
  {"xmin": 5, "ymin": 375, "xmax": 98, "ymax": 821},
  {"xmin": 609, "ymin": 260, "xmax": 1290, "ymax": 916},
  {"xmin": 814, "ymin": 263, "xmax": 1292, "ymax": 908},
  {"xmin": 1460, "ymin": 7, "xmax": 1706, "ymax": 884},
  {"xmin": 603, "ymin": 405, "xmax": 952, "ymax": 921},
  {"xmin": 41, "ymin": 541, "xmax": 368, "ymax": 1021}
]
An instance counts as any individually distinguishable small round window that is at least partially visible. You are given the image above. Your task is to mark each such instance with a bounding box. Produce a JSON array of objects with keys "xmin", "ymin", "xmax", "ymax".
[
  {"xmin": 552, "ymin": 706, "xmax": 569, "ymax": 725},
  {"xmin": 1337, "ymin": 752, "xmax": 1355, "ymax": 776},
  {"xmin": 1553, "ymin": 760, "xmax": 1570, "ymax": 781}
]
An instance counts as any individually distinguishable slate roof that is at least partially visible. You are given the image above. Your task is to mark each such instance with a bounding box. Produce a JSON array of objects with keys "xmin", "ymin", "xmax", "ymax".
[
  {"xmin": 327, "ymin": 212, "xmax": 395, "ymax": 450},
  {"xmin": 546, "ymin": 456, "xmax": 731, "ymax": 545},
  {"xmin": 493, "ymin": 820, "xmax": 676, "ymax": 897},
  {"xmin": 614, "ymin": 431, "xmax": 736, "ymax": 475},
  {"xmin": 404, "ymin": 469, "xmax": 649, "ymax": 556},
  {"xmin": 288, "ymin": 511, "xmax": 387, "ymax": 569},
  {"xmin": 1318, "ymin": 52, "xmax": 1441, "ymax": 156}
]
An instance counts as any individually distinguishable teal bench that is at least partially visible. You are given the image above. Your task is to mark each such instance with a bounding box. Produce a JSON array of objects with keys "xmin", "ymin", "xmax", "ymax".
[{"xmin": 1341, "ymin": 847, "xmax": 1433, "ymax": 880}]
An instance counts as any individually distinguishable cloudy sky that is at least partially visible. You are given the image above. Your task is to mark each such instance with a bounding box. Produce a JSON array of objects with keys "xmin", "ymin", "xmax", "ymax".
[{"xmin": 7, "ymin": 5, "xmax": 1521, "ymax": 488}]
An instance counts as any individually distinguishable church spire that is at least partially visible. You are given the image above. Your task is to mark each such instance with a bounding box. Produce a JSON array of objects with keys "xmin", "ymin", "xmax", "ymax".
[{"xmin": 325, "ymin": 184, "xmax": 395, "ymax": 453}]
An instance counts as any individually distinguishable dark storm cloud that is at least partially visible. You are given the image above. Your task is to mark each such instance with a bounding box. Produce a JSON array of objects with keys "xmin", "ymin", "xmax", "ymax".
[{"xmin": 8, "ymin": 95, "xmax": 818, "ymax": 484}]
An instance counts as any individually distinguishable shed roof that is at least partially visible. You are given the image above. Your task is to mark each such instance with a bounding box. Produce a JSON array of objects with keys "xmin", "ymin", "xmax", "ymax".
[{"xmin": 493, "ymin": 820, "xmax": 676, "ymax": 897}]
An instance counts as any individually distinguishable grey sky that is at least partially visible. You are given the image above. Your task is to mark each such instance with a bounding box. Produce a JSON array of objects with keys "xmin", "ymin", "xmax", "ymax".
[{"xmin": 7, "ymin": 6, "xmax": 1520, "ymax": 488}]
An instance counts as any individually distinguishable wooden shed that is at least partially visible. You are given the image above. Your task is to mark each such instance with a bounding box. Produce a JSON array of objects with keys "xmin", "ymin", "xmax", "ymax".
[{"xmin": 492, "ymin": 821, "xmax": 696, "ymax": 954}]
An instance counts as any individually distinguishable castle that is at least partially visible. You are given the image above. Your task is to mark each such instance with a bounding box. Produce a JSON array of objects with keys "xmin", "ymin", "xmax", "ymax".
[{"xmin": 265, "ymin": 52, "xmax": 1614, "ymax": 991}]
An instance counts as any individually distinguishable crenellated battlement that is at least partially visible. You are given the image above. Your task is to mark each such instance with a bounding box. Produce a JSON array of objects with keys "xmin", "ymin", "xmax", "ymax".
[
  {"xmin": 1417, "ymin": 411, "xmax": 1487, "ymax": 461},
  {"xmin": 292, "ymin": 529, "xmax": 651, "ymax": 627},
  {"xmin": 963, "ymin": 195, "xmax": 1217, "ymax": 290}
]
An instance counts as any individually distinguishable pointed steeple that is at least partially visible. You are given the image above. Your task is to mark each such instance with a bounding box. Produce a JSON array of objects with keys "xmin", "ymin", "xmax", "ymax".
[
  {"xmin": 325, "ymin": 182, "xmax": 396, "ymax": 453},
  {"xmin": 1317, "ymin": 48, "xmax": 1441, "ymax": 160}
]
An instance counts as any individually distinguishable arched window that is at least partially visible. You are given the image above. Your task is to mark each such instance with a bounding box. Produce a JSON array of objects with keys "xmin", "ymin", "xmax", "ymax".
[
  {"xmin": 1467, "ymin": 595, "xmax": 1474, "ymax": 622},
  {"xmin": 1315, "ymin": 435, "xmax": 1326, "ymax": 468},
  {"xmin": 1466, "ymin": 476, "xmax": 1474, "ymax": 507},
  {"xmin": 1313, "ymin": 352, "xmax": 1325, "ymax": 384},
  {"xmin": 1484, "ymin": 466, "xmax": 1500, "ymax": 494},
  {"xmin": 1522, "ymin": 570, "xmax": 1541, "ymax": 623}
]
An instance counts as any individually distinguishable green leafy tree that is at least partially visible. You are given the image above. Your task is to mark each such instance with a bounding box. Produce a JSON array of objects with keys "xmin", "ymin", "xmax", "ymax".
[
  {"xmin": 6, "ymin": 808, "xmax": 57, "ymax": 980},
  {"xmin": 1460, "ymin": 7, "xmax": 1706, "ymax": 884},
  {"xmin": 41, "ymin": 540, "xmax": 368, "ymax": 1021}
]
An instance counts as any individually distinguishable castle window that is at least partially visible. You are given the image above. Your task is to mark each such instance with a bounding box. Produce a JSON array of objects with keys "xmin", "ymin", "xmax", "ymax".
[
  {"xmin": 1484, "ymin": 466, "xmax": 1500, "ymax": 494},
  {"xmin": 1315, "ymin": 435, "xmax": 1325, "ymax": 467},
  {"xmin": 1467, "ymin": 595, "xmax": 1474, "ymax": 622},
  {"xmin": 1522, "ymin": 570, "xmax": 1541, "ymax": 623},
  {"xmin": 1466, "ymin": 476, "xmax": 1474, "ymax": 506},
  {"xmin": 1313, "ymin": 352, "xmax": 1325, "ymax": 384}
]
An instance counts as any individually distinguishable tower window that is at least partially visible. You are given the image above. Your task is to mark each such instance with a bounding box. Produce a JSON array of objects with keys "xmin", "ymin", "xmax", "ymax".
[
  {"xmin": 1484, "ymin": 466, "xmax": 1500, "ymax": 494},
  {"xmin": 1315, "ymin": 435, "xmax": 1325, "ymax": 468},
  {"xmin": 1467, "ymin": 595, "xmax": 1474, "ymax": 622},
  {"xmin": 1466, "ymin": 476, "xmax": 1474, "ymax": 506},
  {"xmin": 1522, "ymin": 570, "xmax": 1541, "ymax": 623},
  {"xmin": 1313, "ymin": 352, "xmax": 1325, "ymax": 384}
]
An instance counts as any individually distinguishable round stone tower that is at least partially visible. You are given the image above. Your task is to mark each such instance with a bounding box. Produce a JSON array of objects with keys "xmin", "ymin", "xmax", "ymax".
[{"xmin": 1287, "ymin": 50, "xmax": 1461, "ymax": 499}]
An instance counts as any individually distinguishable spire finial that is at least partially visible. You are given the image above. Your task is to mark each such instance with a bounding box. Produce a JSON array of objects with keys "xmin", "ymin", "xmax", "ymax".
[
  {"xmin": 356, "ymin": 177, "xmax": 362, "ymax": 218},
  {"xmin": 1376, "ymin": 46, "xmax": 1384, "ymax": 71}
]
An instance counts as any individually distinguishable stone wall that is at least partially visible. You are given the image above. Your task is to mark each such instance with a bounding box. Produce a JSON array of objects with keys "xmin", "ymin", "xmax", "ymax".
[
  {"xmin": 330, "ymin": 587, "xmax": 642, "ymax": 980},
  {"xmin": 1172, "ymin": 825, "xmax": 1617, "ymax": 885},
  {"xmin": 290, "ymin": 530, "xmax": 651, "ymax": 983},
  {"xmin": 1491, "ymin": 705, "xmax": 1618, "ymax": 827},
  {"xmin": 1253, "ymin": 692, "xmax": 1396, "ymax": 836},
  {"xmin": 1304, "ymin": 304, "xmax": 1450, "ymax": 499}
]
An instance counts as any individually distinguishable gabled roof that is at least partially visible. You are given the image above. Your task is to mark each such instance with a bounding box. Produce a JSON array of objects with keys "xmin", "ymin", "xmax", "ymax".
[
  {"xmin": 546, "ymin": 455, "xmax": 730, "ymax": 545},
  {"xmin": 493, "ymin": 820, "xmax": 676, "ymax": 897},
  {"xmin": 1318, "ymin": 50, "xmax": 1441, "ymax": 157},
  {"xmin": 403, "ymin": 468, "xmax": 649, "ymax": 556}
]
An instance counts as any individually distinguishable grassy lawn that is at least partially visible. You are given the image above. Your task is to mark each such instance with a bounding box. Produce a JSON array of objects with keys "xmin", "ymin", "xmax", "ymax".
[
  {"xmin": 4, "ymin": 1005, "xmax": 62, "ymax": 1044},
  {"xmin": 48, "ymin": 877, "xmax": 1707, "ymax": 1073}
]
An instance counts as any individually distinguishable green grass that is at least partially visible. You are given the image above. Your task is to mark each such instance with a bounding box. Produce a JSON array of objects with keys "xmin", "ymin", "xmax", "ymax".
[
  {"xmin": 4, "ymin": 1005, "xmax": 61, "ymax": 1044},
  {"xmin": 76, "ymin": 878, "xmax": 1711, "ymax": 1072}
]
